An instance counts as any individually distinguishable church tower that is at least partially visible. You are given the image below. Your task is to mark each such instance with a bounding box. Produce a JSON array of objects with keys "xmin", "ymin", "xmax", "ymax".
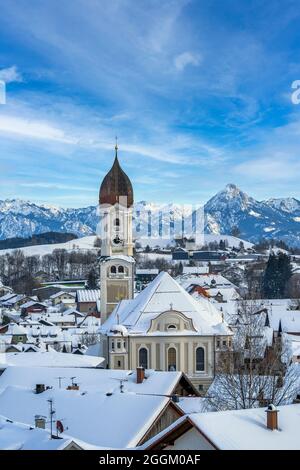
[{"xmin": 99, "ymin": 142, "xmax": 135, "ymax": 323}]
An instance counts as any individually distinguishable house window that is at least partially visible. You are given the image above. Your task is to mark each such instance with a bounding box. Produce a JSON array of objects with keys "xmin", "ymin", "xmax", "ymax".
[
  {"xmin": 139, "ymin": 347, "xmax": 148, "ymax": 369},
  {"xmin": 110, "ymin": 266, "xmax": 117, "ymax": 274},
  {"xmin": 196, "ymin": 347, "xmax": 205, "ymax": 371},
  {"xmin": 118, "ymin": 265, "xmax": 124, "ymax": 274},
  {"xmin": 168, "ymin": 347, "xmax": 177, "ymax": 371}
]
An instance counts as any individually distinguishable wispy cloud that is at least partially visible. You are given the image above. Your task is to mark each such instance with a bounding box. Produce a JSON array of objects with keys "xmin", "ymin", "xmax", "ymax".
[
  {"xmin": 174, "ymin": 51, "xmax": 202, "ymax": 71},
  {"xmin": 0, "ymin": 66, "xmax": 22, "ymax": 83}
]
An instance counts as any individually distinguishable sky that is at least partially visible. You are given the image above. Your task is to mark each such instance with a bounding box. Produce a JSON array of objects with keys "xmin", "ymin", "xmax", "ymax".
[{"xmin": 1, "ymin": 0, "xmax": 300, "ymax": 207}]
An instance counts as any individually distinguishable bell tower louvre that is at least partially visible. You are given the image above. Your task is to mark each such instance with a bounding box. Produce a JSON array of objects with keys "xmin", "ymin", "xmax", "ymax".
[{"xmin": 99, "ymin": 141, "xmax": 135, "ymax": 323}]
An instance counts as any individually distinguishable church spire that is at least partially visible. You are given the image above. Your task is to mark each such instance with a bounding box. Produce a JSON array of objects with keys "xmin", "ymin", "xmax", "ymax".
[{"xmin": 115, "ymin": 136, "xmax": 118, "ymax": 159}]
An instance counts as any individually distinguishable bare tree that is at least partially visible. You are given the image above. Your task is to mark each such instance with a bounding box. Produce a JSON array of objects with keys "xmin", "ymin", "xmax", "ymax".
[{"xmin": 206, "ymin": 300, "xmax": 298, "ymax": 411}]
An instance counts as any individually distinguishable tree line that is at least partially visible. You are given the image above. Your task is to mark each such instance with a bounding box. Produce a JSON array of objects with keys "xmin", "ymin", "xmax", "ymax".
[{"xmin": 0, "ymin": 248, "xmax": 98, "ymax": 294}]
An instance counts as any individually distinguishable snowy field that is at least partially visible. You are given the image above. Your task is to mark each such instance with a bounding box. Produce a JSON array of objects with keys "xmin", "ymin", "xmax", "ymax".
[{"xmin": 0, "ymin": 233, "xmax": 253, "ymax": 257}]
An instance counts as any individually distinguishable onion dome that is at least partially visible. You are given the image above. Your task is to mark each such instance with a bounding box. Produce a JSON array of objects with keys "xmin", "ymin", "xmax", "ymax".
[{"xmin": 99, "ymin": 143, "xmax": 134, "ymax": 208}]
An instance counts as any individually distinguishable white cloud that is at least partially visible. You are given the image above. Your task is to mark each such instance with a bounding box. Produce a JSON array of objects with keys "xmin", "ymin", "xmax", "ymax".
[
  {"xmin": 0, "ymin": 66, "xmax": 22, "ymax": 83},
  {"xmin": 174, "ymin": 51, "xmax": 202, "ymax": 71},
  {"xmin": 0, "ymin": 115, "xmax": 75, "ymax": 144}
]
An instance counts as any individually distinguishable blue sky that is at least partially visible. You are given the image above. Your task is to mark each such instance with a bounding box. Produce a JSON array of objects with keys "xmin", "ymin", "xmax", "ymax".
[{"xmin": 1, "ymin": 0, "xmax": 300, "ymax": 207}]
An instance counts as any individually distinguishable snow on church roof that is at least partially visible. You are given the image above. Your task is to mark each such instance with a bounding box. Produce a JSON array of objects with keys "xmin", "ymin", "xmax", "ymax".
[{"xmin": 101, "ymin": 272, "xmax": 232, "ymax": 336}]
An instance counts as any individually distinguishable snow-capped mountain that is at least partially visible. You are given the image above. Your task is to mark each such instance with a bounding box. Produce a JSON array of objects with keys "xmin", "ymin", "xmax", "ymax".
[
  {"xmin": 0, "ymin": 199, "xmax": 97, "ymax": 240},
  {"xmin": 204, "ymin": 184, "xmax": 300, "ymax": 245},
  {"xmin": 1, "ymin": 184, "xmax": 300, "ymax": 245}
]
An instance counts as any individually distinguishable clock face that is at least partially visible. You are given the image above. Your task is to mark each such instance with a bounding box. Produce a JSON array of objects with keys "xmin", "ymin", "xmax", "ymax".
[{"xmin": 113, "ymin": 235, "xmax": 123, "ymax": 246}]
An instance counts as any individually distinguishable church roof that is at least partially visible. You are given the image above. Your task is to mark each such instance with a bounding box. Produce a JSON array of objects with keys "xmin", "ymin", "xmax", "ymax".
[
  {"xmin": 99, "ymin": 145, "xmax": 133, "ymax": 208},
  {"xmin": 101, "ymin": 271, "xmax": 232, "ymax": 336}
]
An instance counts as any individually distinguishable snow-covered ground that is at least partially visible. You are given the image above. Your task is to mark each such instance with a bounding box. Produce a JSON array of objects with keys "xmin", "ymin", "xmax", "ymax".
[
  {"xmin": 0, "ymin": 235, "xmax": 99, "ymax": 257},
  {"xmin": 0, "ymin": 233, "xmax": 252, "ymax": 257}
]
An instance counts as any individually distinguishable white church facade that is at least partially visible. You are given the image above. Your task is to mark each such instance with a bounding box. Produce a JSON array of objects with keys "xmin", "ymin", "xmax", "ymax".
[{"xmin": 98, "ymin": 144, "xmax": 232, "ymax": 390}]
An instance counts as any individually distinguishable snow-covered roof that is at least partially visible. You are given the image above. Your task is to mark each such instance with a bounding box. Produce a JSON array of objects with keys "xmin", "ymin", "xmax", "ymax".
[
  {"xmin": 0, "ymin": 366, "xmax": 182, "ymax": 397},
  {"xmin": 62, "ymin": 308, "xmax": 83, "ymax": 317},
  {"xmin": 0, "ymin": 414, "xmax": 77, "ymax": 450},
  {"xmin": 182, "ymin": 267, "xmax": 209, "ymax": 275},
  {"xmin": 0, "ymin": 351, "xmax": 104, "ymax": 369},
  {"xmin": 5, "ymin": 323, "xmax": 28, "ymax": 336},
  {"xmin": 21, "ymin": 300, "xmax": 47, "ymax": 309},
  {"xmin": 188, "ymin": 404, "xmax": 300, "ymax": 450},
  {"xmin": 136, "ymin": 269, "xmax": 159, "ymax": 275},
  {"xmin": 0, "ymin": 385, "xmax": 171, "ymax": 449},
  {"xmin": 144, "ymin": 403, "xmax": 300, "ymax": 450},
  {"xmin": 101, "ymin": 272, "xmax": 232, "ymax": 336},
  {"xmin": 50, "ymin": 291, "xmax": 75, "ymax": 300},
  {"xmin": 105, "ymin": 255, "xmax": 135, "ymax": 264},
  {"xmin": 77, "ymin": 289, "xmax": 100, "ymax": 303},
  {"xmin": 0, "ymin": 368, "xmax": 185, "ymax": 449}
]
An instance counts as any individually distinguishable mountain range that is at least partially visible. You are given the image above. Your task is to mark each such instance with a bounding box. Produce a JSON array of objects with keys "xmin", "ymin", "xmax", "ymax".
[{"xmin": 1, "ymin": 184, "xmax": 300, "ymax": 246}]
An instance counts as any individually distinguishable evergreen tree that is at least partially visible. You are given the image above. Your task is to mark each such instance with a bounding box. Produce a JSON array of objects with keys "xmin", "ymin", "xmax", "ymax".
[
  {"xmin": 262, "ymin": 253, "xmax": 292, "ymax": 298},
  {"xmin": 87, "ymin": 268, "xmax": 98, "ymax": 289}
]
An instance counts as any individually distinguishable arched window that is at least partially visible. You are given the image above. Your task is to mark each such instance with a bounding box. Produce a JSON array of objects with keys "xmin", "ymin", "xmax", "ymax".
[
  {"xmin": 139, "ymin": 347, "xmax": 148, "ymax": 369},
  {"xmin": 114, "ymin": 218, "xmax": 120, "ymax": 231},
  {"xmin": 167, "ymin": 324, "xmax": 177, "ymax": 330},
  {"xmin": 196, "ymin": 347, "xmax": 205, "ymax": 371},
  {"xmin": 168, "ymin": 347, "xmax": 177, "ymax": 371},
  {"xmin": 118, "ymin": 265, "xmax": 124, "ymax": 273},
  {"xmin": 110, "ymin": 265, "xmax": 117, "ymax": 274}
]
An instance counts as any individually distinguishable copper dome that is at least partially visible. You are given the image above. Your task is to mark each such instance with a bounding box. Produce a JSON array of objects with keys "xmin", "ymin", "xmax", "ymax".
[{"xmin": 99, "ymin": 146, "xmax": 134, "ymax": 208}]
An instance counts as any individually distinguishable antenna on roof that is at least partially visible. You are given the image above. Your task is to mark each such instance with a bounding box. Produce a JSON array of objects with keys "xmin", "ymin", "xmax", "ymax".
[
  {"xmin": 112, "ymin": 377, "xmax": 128, "ymax": 393},
  {"xmin": 70, "ymin": 376, "xmax": 77, "ymax": 386},
  {"xmin": 47, "ymin": 398, "xmax": 55, "ymax": 439},
  {"xmin": 55, "ymin": 377, "xmax": 66, "ymax": 389}
]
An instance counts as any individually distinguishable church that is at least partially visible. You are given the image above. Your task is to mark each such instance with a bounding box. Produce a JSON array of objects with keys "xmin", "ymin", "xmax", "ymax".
[{"xmin": 98, "ymin": 144, "xmax": 232, "ymax": 390}]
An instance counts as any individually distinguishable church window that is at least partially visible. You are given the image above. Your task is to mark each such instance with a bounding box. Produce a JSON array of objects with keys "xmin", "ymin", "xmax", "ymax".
[
  {"xmin": 217, "ymin": 339, "xmax": 220, "ymax": 348},
  {"xmin": 168, "ymin": 324, "xmax": 177, "ymax": 330},
  {"xmin": 139, "ymin": 347, "xmax": 148, "ymax": 369},
  {"xmin": 117, "ymin": 341, "xmax": 121, "ymax": 349},
  {"xmin": 111, "ymin": 340, "xmax": 115, "ymax": 350},
  {"xmin": 110, "ymin": 266, "xmax": 117, "ymax": 274},
  {"xmin": 118, "ymin": 265, "xmax": 124, "ymax": 274},
  {"xmin": 168, "ymin": 347, "xmax": 177, "ymax": 371},
  {"xmin": 196, "ymin": 347, "xmax": 205, "ymax": 371}
]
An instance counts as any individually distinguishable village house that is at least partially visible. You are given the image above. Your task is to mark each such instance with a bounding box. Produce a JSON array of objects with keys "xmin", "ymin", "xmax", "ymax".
[{"xmin": 144, "ymin": 403, "xmax": 300, "ymax": 450}]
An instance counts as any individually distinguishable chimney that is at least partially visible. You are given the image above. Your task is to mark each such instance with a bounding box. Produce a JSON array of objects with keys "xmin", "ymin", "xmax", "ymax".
[
  {"xmin": 35, "ymin": 415, "xmax": 46, "ymax": 429},
  {"xmin": 266, "ymin": 404, "xmax": 279, "ymax": 430},
  {"xmin": 136, "ymin": 367, "xmax": 145, "ymax": 384},
  {"xmin": 35, "ymin": 384, "xmax": 45, "ymax": 394},
  {"xmin": 67, "ymin": 384, "xmax": 79, "ymax": 390}
]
